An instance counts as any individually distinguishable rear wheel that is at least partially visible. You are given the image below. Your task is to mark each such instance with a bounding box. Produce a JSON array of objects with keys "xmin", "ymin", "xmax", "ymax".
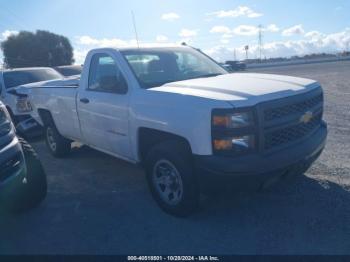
[
  {"xmin": 5, "ymin": 138, "xmax": 47, "ymax": 213},
  {"xmin": 45, "ymin": 124, "xmax": 71, "ymax": 157},
  {"xmin": 145, "ymin": 140, "xmax": 199, "ymax": 217}
]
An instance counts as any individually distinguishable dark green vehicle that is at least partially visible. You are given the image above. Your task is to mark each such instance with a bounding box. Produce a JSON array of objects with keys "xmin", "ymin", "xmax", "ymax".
[{"xmin": 0, "ymin": 101, "xmax": 47, "ymax": 213}]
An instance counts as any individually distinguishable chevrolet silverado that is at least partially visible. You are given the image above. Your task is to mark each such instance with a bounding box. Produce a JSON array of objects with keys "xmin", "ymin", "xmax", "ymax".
[{"xmin": 24, "ymin": 46, "xmax": 327, "ymax": 216}]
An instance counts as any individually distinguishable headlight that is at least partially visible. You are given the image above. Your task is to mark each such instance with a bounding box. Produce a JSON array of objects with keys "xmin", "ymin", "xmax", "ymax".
[
  {"xmin": 212, "ymin": 109, "xmax": 256, "ymax": 155},
  {"xmin": 212, "ymin": 111, "xmax": 254, "ymax": 128},
  {"xmin": 213, "ymin": 135, "xmax": 255, "ymax": 152},
  {"xmin": 0, "ymin": 106, "xmax": 13, "ymax": 136},
  {"xmin": 16, "ymin": 97, "xmax": 33, "ymax": 113}
]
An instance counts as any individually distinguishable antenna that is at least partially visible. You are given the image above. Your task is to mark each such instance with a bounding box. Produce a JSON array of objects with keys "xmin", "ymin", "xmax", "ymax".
[{"xmin": 131, "ymin": 11, "xmax": 140, "ymax": 48}]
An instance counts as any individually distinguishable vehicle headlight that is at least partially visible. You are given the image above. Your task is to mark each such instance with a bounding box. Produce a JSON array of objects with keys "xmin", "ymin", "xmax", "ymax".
[
  {"xmin": 213, "ymin": 135, "xmax": 255, "ymax": 152},
  {"xmin": 212, "ymin": 111, "xmax": 254, "ymax": 128},
  {"xmin": 16, "ymin": 97, "xmax": 33, "ymax": 113},
  {"xmin": 0, "ymin": 106, "xmax": 13, "ymax": 136},
  {"xmin": 212, "ymin": 109, "xmax": 256, "ymax": 155}
]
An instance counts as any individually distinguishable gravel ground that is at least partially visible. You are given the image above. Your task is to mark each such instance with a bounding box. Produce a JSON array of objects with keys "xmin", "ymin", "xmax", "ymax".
[{"xmin": 0, "ymin": 61, "xmax": 349, "ymax": 255}]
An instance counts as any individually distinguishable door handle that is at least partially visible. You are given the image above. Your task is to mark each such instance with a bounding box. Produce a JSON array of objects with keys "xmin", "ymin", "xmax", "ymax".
[{"xmin": 80, "ymin": 98, "xmax": 90, "ymax": 104}]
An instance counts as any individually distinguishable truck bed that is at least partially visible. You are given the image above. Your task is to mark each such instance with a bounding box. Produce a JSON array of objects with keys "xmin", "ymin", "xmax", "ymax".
[{"xmin": 28, "ymin": 82, "xmax": 81, "ymax": 140}]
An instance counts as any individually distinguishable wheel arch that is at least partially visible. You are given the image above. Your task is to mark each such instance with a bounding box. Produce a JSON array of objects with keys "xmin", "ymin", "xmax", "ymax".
[
  {"xmin": 138, "ymin": 127, "xmax": 192, "ymax": 163},
  {"xmin": 37, "ymin": 108, "xmax": 55, "ymax": 126}
]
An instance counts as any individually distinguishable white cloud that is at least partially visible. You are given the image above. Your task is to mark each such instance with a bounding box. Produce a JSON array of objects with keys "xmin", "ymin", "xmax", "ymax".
[
  {"xmin": 74, "ymin": 35, "xmax": 182, "ymax": 63},
  {"xmin": 208, "ymin": 6, "xmax": 263, "ymax": 18},
  {"xmin": 233, "ymin": 25, "xmax": 259, "ymax": 36},
  {"xmin": 161, "ymin": 12, "xmax": 180, "ymax": 21},
  {"xmin": 204, "ymin": 28, "xmax": 350, "ymax": 61},
  {"xmin": 156, "ymin": 35, "xmax": 168, "ymax": 42},
  {"xmin": 73, "ymin": 28, "xmax": 350, "ymax": 64},
  {"xmin": 210, "ymin": 26, "xmax": 231, "ymax": 34},
  {"xmin": 179, "ymin": 29, "xmax": 197, "ymax": 38},
  {"xmin": 222, "ymin": 34, "xmax": 233, "ymax": 39},
  {"xmin": 76, "ymin": 35, "xmax": 180, "ymax": 48},
  {"xmin": 282, "ymin": 24, "xmax": 305, "ymax": 36},
  {"xmin": 220, "ymin": 39, "xmax": 230, "ymax": 44},
  {"xmin": 1, "ymin": 30, "xmax": 19, "ymax": 40},
  {"xmin": 304, "ymin": 30, "xmax": 324, "ymax": 40},
  {"xmin": 210, "ymin": 24, "xmax": 279, "ymax": 38},
  {"xmin": 73, "ymin": 48, "xmax": 89, "ymax": 64},
  {"xmin": 74, "ymin": 36, "xmax": 132, "ymax": 63},
  {"xmin": 204, "ymin": 46, "xmax": 240, "ymax": 61},
  {"xmin": 265, "ymin": 24, "xmax": 279, "ymax": 33}
]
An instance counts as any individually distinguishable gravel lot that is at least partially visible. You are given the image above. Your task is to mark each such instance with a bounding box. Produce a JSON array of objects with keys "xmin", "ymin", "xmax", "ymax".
[{"xmin": 1, "ymin": 61, "xmax": 349, "ymax": 255}]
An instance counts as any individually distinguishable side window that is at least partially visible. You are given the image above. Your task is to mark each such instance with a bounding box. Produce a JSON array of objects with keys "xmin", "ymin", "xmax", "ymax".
[{"xmin": 88, "ymin": 53, "xmax": 128, "ymax": 94}]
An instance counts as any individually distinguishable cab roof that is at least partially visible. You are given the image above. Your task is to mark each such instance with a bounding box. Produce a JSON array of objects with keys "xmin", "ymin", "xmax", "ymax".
[{"xmin": 90, "ymin": 45, "xmax": 192, "ymax": 54}]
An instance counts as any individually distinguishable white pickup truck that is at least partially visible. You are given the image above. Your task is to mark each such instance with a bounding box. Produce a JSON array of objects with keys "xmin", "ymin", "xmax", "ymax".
[{"xmin": 25, "ymin": 46, "xmax": 327, "ymax": 216}]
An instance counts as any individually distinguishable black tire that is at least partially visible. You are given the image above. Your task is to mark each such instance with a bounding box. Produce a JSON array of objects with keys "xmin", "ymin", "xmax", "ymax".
[
  {"xmin": 45, "ymin": 124, "xmax": 71, "ymax": 157},
  {"xmin": 145, "ymin": 140, "xmax": 199, "ymax": 217},
  {"xmin": 6, "ymin": 107, "xmax": 18, "ymax": 125},
  {"xmin": 6, "ymin": 138, "xmax": 47, "ymax": 213}
]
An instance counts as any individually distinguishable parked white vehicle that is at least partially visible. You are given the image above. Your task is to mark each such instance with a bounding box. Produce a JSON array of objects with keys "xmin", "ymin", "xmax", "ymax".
[
  {"xmin": 53, "ymin": 65, "xmax": 82, "ymax": 77},
  {"xmin": 0, "ymin": 67, "xmax": 63, "ymax": 133},
  {"xmin": 22, "ymin": 46, "xmax": 327, "ymax": 216}
]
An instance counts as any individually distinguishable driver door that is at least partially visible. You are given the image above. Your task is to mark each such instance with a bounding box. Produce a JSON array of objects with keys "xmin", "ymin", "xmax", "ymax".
[{"xmin": 77, "ymin": 52, "xmax": 131, "ymax": 159}]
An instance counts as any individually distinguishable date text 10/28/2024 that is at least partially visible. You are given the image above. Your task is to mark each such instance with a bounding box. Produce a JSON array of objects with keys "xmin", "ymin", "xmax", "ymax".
[{"xmin": 127, "ymin": 256, "xmax": 220, "ymax": 261}]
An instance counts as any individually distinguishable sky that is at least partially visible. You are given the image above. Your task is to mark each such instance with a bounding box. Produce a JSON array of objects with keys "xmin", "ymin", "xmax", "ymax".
[{"xmin": 0, "ymin": 0, "xmax": 349, "ymax": 64}]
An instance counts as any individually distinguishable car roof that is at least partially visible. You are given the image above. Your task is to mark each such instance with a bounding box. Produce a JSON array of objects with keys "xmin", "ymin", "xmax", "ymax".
[
  {"xmin": 54, "ymin": 65, "xmax": 82, "ymax": 69},
  {"xmin": 1, "ymin": 67, "xmax": 55, "ymax": 73}
]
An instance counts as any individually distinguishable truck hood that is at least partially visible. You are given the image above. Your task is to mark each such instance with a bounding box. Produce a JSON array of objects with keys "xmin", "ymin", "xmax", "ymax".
[{"xmin": 150, "ymin": 73, "xmax": 320, "ymax": 107}]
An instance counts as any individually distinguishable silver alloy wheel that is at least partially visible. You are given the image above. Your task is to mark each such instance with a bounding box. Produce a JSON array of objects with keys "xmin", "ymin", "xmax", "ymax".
[
  {"xmin": 46, "ymin": 127, "xmax": 57, "ymax": 152},
  {"xmin": 152, "ymin": 159, "xmax": 183, "ymax": 205}
]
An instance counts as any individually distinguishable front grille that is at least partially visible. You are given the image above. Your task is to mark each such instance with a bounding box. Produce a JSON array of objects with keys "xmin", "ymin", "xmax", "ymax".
[
  {"xmin": 261, "ymin": 89, "xmax": 323, "ymax": 150},
  {"xmin": 264, "ymin": 94, "xmax": 323, "ymax": 121},
  {"xmin": 0, "ymin": 152, "xmax": 22, "ymax": 183},
  {"xmin": 264, "ymin": 113, "xmax": 322, "ymax": 150}
]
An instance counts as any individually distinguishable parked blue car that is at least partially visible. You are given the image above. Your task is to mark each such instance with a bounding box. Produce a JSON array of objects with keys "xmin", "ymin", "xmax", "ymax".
[{"xmin": 0, "ymin": 101, "xmax": 47, "ymax": 213}]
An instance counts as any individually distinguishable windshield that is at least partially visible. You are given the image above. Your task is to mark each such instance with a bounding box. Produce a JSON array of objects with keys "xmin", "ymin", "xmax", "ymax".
[
  {"xmin": 121, "ymin": 47, "xmax": 227, "ymax": 88},
  {"xmin": 54, "ymin": 66, "xmax": 82, "ymax": 77},
  {"xmin": 3, "ymin": 68, "xmax": 63, "ymax": 88}
]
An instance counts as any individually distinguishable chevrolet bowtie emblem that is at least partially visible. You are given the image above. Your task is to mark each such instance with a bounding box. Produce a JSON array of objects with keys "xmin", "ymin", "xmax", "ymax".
[{"xmin": 300, "ymin": 111, "xmax": 313, "ymax": 124}]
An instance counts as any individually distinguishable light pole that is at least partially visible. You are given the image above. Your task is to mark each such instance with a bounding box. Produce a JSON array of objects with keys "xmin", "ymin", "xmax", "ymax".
[
  {"xmin": 258, "ymin": 24, "xmax": 263, "ymax": 61},
  {"xmin": 244, "ymin": 45, "xmax": 249, "ymax": 60}
]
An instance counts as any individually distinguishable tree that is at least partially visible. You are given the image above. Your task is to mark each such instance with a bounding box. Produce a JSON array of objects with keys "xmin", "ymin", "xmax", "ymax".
[{"xmin": 1, "ymin": 30, "xmax": 74, "ymax": 68}]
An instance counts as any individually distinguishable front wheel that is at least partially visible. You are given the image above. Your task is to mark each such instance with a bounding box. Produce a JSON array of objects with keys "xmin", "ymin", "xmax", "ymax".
[
  {"xmin": 45, "ymin": 125, "xmax": 71, "ymax": 157},
  {"xmin": 5, "ymin": 138, "xmax": 47, "ymax": 213},
  {"xmin": 145, "ymin": 141, "xmax": 199, "ymax": 217}
]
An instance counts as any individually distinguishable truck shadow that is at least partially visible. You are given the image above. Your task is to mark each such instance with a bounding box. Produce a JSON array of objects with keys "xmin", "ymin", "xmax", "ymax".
[
  {"xmin": 1, "ymin": 143, "xmax": 349, "ymax": 254},
  {"xmin": 194, "ymin": 174, "xmax": 350, "ymax": 252},
  {"xmin": 200, "ymin": 173, "xmax": 350, "ymax": 215},
  {"xmin": 67, "ymin": 145, "xmax": 350, "ymax": 253}
]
